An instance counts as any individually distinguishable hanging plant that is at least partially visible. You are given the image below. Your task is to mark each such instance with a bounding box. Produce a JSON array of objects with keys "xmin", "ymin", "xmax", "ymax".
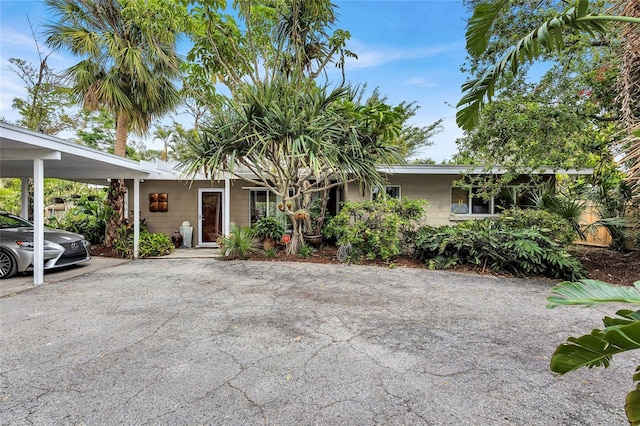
[{"xmin": 294, "ymin": 209, "xmax": 309, "ymax": 221}]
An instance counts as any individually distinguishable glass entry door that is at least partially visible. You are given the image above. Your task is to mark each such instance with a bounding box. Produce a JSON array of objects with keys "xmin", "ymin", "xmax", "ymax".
[{"xmin": 198, "ymin": 189, "xmax": 223, "ymax": 246}]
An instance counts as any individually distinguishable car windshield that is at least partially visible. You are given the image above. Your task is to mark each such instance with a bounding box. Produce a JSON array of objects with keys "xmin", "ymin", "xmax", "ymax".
[{"xmin": 0, "ymin": 214, "xmax": 33, "ymax": 229}]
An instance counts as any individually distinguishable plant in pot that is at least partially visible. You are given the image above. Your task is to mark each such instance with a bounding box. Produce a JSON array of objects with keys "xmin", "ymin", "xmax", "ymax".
[
  {"xmin": 252, "ymin": 216, "xmax": 286, "ymax": 250},
  {"xmin": 304, "ymin": 197, "xmax": 327, "ymax": 247}
]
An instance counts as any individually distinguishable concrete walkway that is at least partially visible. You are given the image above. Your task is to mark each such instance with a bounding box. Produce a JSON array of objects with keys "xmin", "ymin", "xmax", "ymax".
[{"xmin": 0, "ymin": 258, "xmax": 633, "ymax": 424}]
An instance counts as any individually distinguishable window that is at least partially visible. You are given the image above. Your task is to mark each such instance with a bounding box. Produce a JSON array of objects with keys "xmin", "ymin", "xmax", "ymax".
[
  {"xmin": 249, "ymin": 189, "xmax": 277, "ymax": 225},
  {"xmin": 372, "ymin": 185, "xmax": 401, "ymax": 200},
  {"xmin": 451, "ymin": 186, "xmax": 537, "ymax": 216}
]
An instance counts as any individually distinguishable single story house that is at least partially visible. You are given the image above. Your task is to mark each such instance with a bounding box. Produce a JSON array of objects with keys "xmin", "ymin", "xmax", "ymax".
[
  {"xmin": 126, "ymin": 160, "xmax": 592, "ymax": 248},
  {"xmin": 1, "ymin": 121, "xmax": 593, "ymax": 272}
]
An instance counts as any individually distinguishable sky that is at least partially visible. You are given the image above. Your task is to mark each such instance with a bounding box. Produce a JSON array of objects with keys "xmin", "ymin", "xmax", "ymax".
[{"xmin": 0, "ymin": 0, "xmax": 471, "ymax": 162}]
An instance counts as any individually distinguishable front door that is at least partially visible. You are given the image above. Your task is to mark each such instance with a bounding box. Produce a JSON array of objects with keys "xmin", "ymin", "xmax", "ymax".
[{"xmin": 198, "ymin": 189, "xmax": 224, "ymax": 247}]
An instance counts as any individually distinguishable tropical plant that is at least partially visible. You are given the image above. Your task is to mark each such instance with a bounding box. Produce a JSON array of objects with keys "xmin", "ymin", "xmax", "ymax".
[
  {"xmin": 51, "ymin": 195, "xmax": 110, "ymax": 245},
  {"xmin": 548, "ymin": 279, "xmax": 640, "ymax": 424},
  {"xmin": 414, "ymin": 219, "xmax": 585, "ymax": 280},
  {"xmin": 324, "ymin": 197, "xmax": 426, "ymax": 261},
  {"xmin": 217, "ymin": 225, "xmax": 255, "ymax": 260},
  {"xmin": 180, "ymin": 76, "xmax": 403, "ymax": 255},
  {"xmin": 44, "ymin": 0, "xmax": 181, "ymax": 247},
  {"xmin": 297, "ymin": 244, "xmax": 313, "ymax": 259},
  {"xmin": 113, "ymin": 227, "xmax": 174, "ymax": 258},
  {"xmin": 252, "ymin": 216, "xmax": 286, "ymax": 241},
  {"xmin": 457, "ymin": 0, "xmax": 640, "ymax": 191},
  {"xmin": 497, "ymin": 207, "xmax": 577, "ymax": 247}
]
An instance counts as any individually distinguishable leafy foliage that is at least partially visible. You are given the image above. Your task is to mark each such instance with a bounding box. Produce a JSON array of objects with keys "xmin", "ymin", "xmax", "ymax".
[
  {"xmin": 113, "ymin": 228, "xmax": 174, "ymax": 259},
  {"xmin": 45, "ymin": 0, "xmax": 182, "ymax": 247},
  {"xmin": 179, "ymin": 76, "xmax": 404, "ymax": 255},
  {"xmin": 217, "ymin": 225, "xmax": 255, "ymax": 260},
  {"xmin": 498, "ymin": 207, "xmax": 577, "ymax": 247},
  {"xmin": 414, "ymin": 219, "xmax": 585, "ymax": 280},
  {"xmin": 9, "ymin": 57, "xmax": 74, "ymax": 135},
  {"xmin": 252, "ymin": 216, "xmax": 286, "ymax": 241},
  {"xmin": 324, "ymin": 197, "xmax": 426, "ymax": 261},
  {"xmin": 548, "ymin": 279, "xmax": 640, "ymax": 424},
  {"xmin": 457, "ymin": 0, "xmax": 633, "ymax": 131}
]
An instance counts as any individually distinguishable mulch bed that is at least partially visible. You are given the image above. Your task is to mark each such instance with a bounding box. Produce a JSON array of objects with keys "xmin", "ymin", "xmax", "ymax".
[{"xmin": 92, "ymin": 243, "xmax": 639, "ymax": 286}]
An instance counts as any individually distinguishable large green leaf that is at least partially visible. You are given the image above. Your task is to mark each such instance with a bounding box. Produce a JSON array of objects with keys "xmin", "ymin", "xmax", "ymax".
[
  {"xmin": 550, "ymin": 322, "xmax": 640, "ymax": 374},
  {"xmin": 547, "ymin": 280, "xmax": 640, "ymax": 308},
  {"xmin": 627, "ymin": 369, "xmax": 640, "ymax": 425}
]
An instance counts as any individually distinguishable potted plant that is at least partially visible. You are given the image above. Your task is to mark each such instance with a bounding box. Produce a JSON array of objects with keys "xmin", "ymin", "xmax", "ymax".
[
  {"xmin": 252, "ymin": 216, "xmax": 286, "ymax": 250},
  {"xmin": 304, "ymin": 197, "xmax": 327, "ymax": 247}
]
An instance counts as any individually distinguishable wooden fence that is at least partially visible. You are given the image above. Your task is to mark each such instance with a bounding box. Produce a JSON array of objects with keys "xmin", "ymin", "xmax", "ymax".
[{"xmin": 576, "ymin": 203, "xmax": 638, "ymax": 248}]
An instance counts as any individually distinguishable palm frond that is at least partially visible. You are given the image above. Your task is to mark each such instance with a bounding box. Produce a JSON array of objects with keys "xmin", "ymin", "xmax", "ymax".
[
  {"xmin": 465, "ymin": 0, "xmax": 510, "ymax": 58},
  {"xmin": 548, "ymin": 279, "xmax": 640, "ymax": 308}
]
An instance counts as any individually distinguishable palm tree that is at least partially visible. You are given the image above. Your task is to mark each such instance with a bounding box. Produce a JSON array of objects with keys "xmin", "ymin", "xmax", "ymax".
[
  {"xmin": 179, "ymin": 76, "xmax": 403, "ymax": 254},
  {"xmin": 44, "ymin": 0, "xmax": 181, "ymax": 246}
]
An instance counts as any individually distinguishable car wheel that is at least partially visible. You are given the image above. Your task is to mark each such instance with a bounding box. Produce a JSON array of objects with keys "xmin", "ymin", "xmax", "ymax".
[{"xmin": 0, "ymin": 250, "xmax": 18, "ymax": 279}]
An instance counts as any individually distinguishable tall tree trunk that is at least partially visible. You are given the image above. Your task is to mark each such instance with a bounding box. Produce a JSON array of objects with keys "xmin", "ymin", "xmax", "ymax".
[
  {"xmin": 105, "ymin": 110, "xmax": 129, "ymax": 247},
  {"xmin": 616, "ymin": 0, "xmax": 640, "ymax": 193}
]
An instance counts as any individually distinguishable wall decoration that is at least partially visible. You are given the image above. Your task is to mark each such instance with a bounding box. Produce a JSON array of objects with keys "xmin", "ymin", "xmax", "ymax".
[{"xmin": 149, "ymin": 193, "xmax": 168, "ymax": 212}]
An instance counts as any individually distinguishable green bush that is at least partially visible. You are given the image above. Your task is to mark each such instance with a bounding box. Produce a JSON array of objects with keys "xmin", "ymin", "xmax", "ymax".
[
  {"xmin": 252, "ymin": 216, "xmax": 285, "ymax": 241},
  {"xmin": 113, "ymin": 227, "xmax": 174, "ymax": 258},
  {"xmin": 218, "ymin": 225, "xmax": 255, "ymax": 260},
  {"xmin": 49, "ymin": 196, "xmax": 110, "ymax": 244},
  {"xmin": 414, "ymin": 219, "xmax": 585, "ymax": 281},
  {"xmin": 52, "ymin": 211, "xmax": 105, "ymax": 245},
  {"xmin": 497, "ymin": 207, "xmax": 577, "ymax": 247},
  {"xmin": 324, "ymin": 197, "xmax": 426, "ymax": 261}
]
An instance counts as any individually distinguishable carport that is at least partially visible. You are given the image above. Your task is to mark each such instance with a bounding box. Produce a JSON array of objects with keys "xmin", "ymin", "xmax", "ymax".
[{"xmin": 0, "ymin": 122, "xmax": 151, "ymax": 286}]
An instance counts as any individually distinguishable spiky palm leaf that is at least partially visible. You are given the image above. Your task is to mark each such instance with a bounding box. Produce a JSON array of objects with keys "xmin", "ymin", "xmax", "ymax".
[{"xmin": 457, "ymin": 0, "xmax": 640, "ymax": 131}]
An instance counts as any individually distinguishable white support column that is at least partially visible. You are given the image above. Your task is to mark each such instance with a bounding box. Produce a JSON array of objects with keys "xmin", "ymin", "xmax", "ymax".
[
  {"xmin": 133, "ymin": 178, "xmax": 140, "ymax": 259},
  {"xmin": 224, "ymin": 177, "xmax": 231, "ymax": 236},
  {"xmin": 33, "ymin": 159, "xmax": 44, "ymax": 286},
  {"xmin": 20, "ymin": 178, "xmax": 29, "ymax": 219}
]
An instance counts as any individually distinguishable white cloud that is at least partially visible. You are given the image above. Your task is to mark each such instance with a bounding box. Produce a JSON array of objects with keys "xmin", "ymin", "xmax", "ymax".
[
  {"xmin": 345, "ymin": 40, "xmax": 464, "ymax": 69},
  {"xmin": 404, "ymin": 77, "xmax": 437, "ymax": 88}
]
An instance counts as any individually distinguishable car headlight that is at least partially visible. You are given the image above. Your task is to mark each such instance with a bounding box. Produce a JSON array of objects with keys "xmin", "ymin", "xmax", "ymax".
[{"xmin": 16, "ymin": 241, "xmax": 62, "ymax": 250}]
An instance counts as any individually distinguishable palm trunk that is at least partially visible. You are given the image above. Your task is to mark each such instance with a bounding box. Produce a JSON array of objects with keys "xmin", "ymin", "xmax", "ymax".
[{"xmin": 105, "ymin": 111, "xmax": 129, "ymax": 248}]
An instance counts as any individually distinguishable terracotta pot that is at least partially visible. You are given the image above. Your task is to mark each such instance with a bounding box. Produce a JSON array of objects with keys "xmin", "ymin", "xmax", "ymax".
[{"xmin": 263, "ymin": 237, "xmax": 276, "ymax": 250}]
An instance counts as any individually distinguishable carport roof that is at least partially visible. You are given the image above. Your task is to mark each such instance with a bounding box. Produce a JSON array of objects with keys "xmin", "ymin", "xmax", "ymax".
[{"xmin": 0, "ymin": 122, "xmax": 151, "ymax": 183}]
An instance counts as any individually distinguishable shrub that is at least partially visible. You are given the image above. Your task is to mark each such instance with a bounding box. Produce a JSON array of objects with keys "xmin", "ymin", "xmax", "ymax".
[
  {"xmin": 217, "ymin": 225, "xmax": 255, "ymax": 260},
  {"xmin": 252, "ymin": 216, "xmax": 285, "ymax": 241},
  {"xmin": 324, "ymin": 197, "xmax": 426, "ymax": 261},
  {"xmin": 113, "ymin": 227, "xmax": 174, "ymax": 258},
  {"xmin": 49, "ymin": 196, "xmax": 110, "ymax": 244},
  {"xmin": 497, "ymin": 207, "xmax": 577, "ymax": 247},
  {"xmin": 298, "ymin": 244, "xmax": 313, "ymax": 259},
  {"xmin": 414, "ymin": 219, "xmax": 585, "ymax": 281}
]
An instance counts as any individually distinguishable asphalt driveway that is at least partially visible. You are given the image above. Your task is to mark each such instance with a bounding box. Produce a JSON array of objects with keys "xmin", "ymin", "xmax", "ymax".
[{"xmin": 0, "ymin": 259, "xmax": 634, "ymax": 425}]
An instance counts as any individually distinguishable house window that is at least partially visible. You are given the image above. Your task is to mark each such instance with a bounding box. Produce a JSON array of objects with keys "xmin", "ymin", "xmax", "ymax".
[
  {"xmin": 372, "ymin": 185, "xmax": 401, "ymax": 200},
  {"xmin": 451, "ymin": 186, "xmax": 537, "ymax": 216},
  {"xmin": 249, "ymin": 189, "xmax": 277, "ymax": 225}
]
